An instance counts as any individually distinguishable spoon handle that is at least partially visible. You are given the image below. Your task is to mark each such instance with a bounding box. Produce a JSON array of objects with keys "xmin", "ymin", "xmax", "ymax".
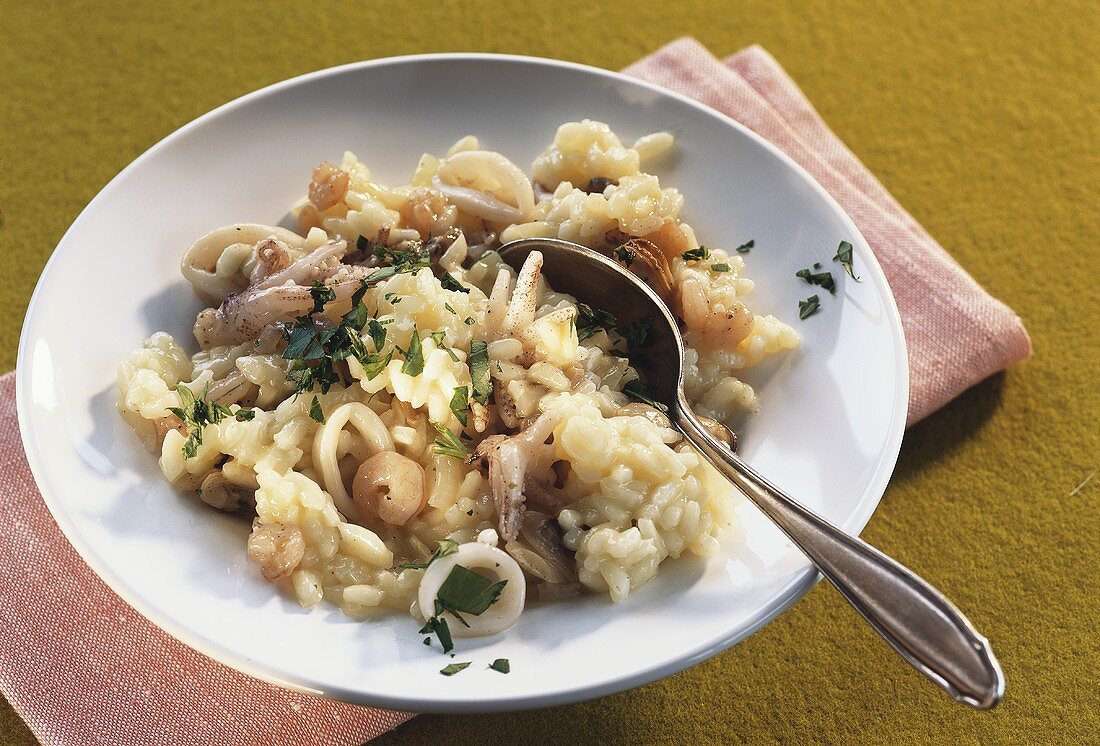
[{"xmin": 676, "ymin": 403, "xmax": 1005, "ymax": 709}]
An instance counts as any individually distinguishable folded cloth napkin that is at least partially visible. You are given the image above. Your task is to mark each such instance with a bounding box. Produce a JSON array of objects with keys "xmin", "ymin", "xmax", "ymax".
[{"xmin": 0, "ymin": 39, "xmax": 1030, "ymax": 746}]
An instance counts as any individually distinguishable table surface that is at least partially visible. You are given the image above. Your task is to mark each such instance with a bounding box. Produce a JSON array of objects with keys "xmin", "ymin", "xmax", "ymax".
[{"xmin": 2, "ymin": 1, "xmax": 1097, "ymax": 743}]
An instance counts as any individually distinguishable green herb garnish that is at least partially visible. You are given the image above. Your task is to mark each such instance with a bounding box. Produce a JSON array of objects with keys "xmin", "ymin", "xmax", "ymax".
[
  {"xmin": 440, "ymin": 273, "xmax": 470, "ymax": 293},
  {"xmin": 419, "ymin": 615, "xmax": 454, "ymax": 653},
  {"xmin": 167, "ymin": 383, "xmax": 255, "ymax": 459},
  {"xmin": 436, "ymin": 565, "xmax": 507, "ymax": 618},
  {"xmin": 616, "ymin": 318, "xmax": 651, "ymax": 350},
  {"xmin": 444, "ymin": 302, "xmax": 456, "ymax": 315},
  {"xmin": 710, "ymin": 263, "xmax": 731, "ymax": 272},
  {"xmin": 449, "ymin": 386, "xmax": 470, "ymax": 427},
  {"xmin": 575, "ymin": 302, "xmax": 617, "ymax": 342},
  {"xmin": 613, "ymin": 245, "xmax": 637, "ymax": 267},
  {"xmin": 833, "ymin": 240, "xmax": 861, "ymax": 281},
  {"xmin": 399, "ymin": 539, "xmax": 460, "ymax": 570},
  {"xmin": 432, "ymin": 423, "xmax": 467, "ymax": 459},
  {"xmin": 735, "ymin": 239, "xmax": 755, "ymax": 254},
  {"xmin": 440, "ymin": 662, "xmax": 471, "ymax": 676},
  {"xmin": 282, "ymin": 276, "xmax": 394, "ymax": 395},
  {"xmin": 489, "ymin": 658, "xmax": 510, "ymax": 674},
  {"xmin": 795, "ymin": 268, "xmax": 836, "ymax": 294},
  {"xmin": 367, "ymin": 319, "xmax": 387, "ymax": 351},
  {"xmin": 622, "ymin": 379, "xmax": 668, "ymax": 413},
  {"xmin": 400, "ymin": 329, "xmax": 425, "ymax": 376},
  {"xmin": 681, "ymin": 246, "xmax": 711, "ymax": 261},
  {"xmin": 309, "ymin": 396, "xmax": 325, "ymax": 423},
  {"xmin": 798, "ymin": 294, "xmax": 821, "ymax": 319},
  {"xmin": 470, "ymin": 340, "xmax": 492, "ymax": 404},
  {"xmin": 430, "ymin": 331, "xmax": 447, "ymax": 348}
]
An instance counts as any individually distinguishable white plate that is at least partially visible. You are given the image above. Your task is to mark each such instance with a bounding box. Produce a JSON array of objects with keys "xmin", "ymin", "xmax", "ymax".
[{"xmin": 16, "ymin": 54, "xmax": 907, "ymax": 713}]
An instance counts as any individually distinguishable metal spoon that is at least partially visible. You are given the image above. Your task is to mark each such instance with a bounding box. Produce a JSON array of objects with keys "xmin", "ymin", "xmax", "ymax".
[{"xmin": 498, "ymin": 237, "xmax": 1005, "ymax": 710}]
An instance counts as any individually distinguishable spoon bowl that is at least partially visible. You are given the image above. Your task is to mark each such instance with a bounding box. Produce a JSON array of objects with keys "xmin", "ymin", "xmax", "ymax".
[{"xmin": 499, "ymin": 237, "xmax": 1005, "ymax": 710}]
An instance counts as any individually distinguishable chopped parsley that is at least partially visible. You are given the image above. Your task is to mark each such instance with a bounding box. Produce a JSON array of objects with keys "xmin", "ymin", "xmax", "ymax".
[
  {"xmin": 282, "ymin": 277, "xmax": 392, "ymax": 396},
  {"xmin": 384, "ymin": 291, "xmax": 402, "ymax": 305},
  {"xmin": 833, "ymin": 240, "xmax": 861, "ymax": 281},
  {"xmin": 681, "ymin": 246, "xmax": 711, "ymax": 261},
  {"xmin": 735, "ymin": 239, "xmax": 755, "ymax": 254},
  {"xmin": 436, "ymin": 565, "xmax": 507, "ymax": 620},
  {"xmin": 308, "ymin": 395, "xmax": 325, "ymax": 423},
  {"xmin": 799, "ymin": 294, "xmax": 821, "ymax": 319},
  {"xmin": 364, "ymin": 242, "xmax": 431, "ymax": 283},
  {"xmin": 440, "ymin": 662, "xmax": 471, "ymax": 676},
  {"xmin": 489, "ymin": 658, "xmax": 511, "ymax": 674},
  {"xmin": 440, "ymin": 273, "xmax": 470, "ymax": 293},
  {"xmin": 444, "ymin": 302, "xmax": 457, "ymax": 315},
  {"xmin": 575, "ymin": 302, "xmax": 617, "ymax": 342},
  {"xmin": 710, "ymin": 263, "xmax": 731, "ymax": 272},
  {"xmin": 308, "ymin": 281, "xmax": 335, "ymax": 315},
  {"xmin": 167, "ymin": 383, "xmax": 255, "ymax": 459},
  {"xmin": 398, "ymin": 539, "xmax": 460, "ymax": 570},
  {"xmin": 432, "ymin": 423, "xmax": 466, "ymax": 460},
  {"xmin": 613, "ymin": 245, "xmax": 637, "ymax": 267},
  {"xmin": 419, "ymin": 564, "xmax": 508, "ymax": 653},
  {"xmin": 400, "ymin": 329, "xmax": 425, "ymax": 376},
  {"xmin": 795, "ymin": 267, "xmax": 836, "ymax": 294},
  {"xmin": 367, "ymin": 319, "xmax": 387, "ymax": 352},
  {"xmin": 449, "ymin": 386, "xmax": 470, "ymax": 427},
  {"xmin": 470, "ymin": 340, "xmax": 492, "ymax": 404},
  {"xmin": 419, "ymin": 615, "xmax": 454, "ymax": 653},
  {"xmin": 463, "ymin": 316, "xmax": 475, "ymax": 326},
  {"xmin": 616, "ymin": 318, "xmax": 651, "ymax": 350},
  {"xmin": 623, "ymin": 379, "xmax": 668, "ymax": 413}
]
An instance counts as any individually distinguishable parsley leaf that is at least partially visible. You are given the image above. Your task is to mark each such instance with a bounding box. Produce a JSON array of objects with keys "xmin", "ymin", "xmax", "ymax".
[
  {"xmin": 436, "ymin": 565, "xmax": 507, "ymax": 617},
  {"xmin": 432, "ymin": 423, "xmax": 466, "ymax": 459},
  {"xmin": 489, "ymin": 658, "xmax": 510, "ymax": 674},
  {"xmin": 470, "ymin": 341, "xmax": 492, "ymax": 405},
  {"xmin": 795, "ymin": 267, "xmax": 836, "ymax": 294},
  {"xmin": 449, "ymin": 386, "xmax": 469, "ymax": 427},
  {"xmin": 440, "ymin": 273, "xmax": 470, "ymax": 293},
  {"xmin": 616, "ymin": 318, "xmax": 651, "ymax": 350},
  {"xmin": 799, "ymin": 294, "xmax": 821, "ymax": 320},
  {"xmin": 710, "ymin": 263, "xmax": 731, "ymax": 272},
  {"xmin": 168, "ymin": 383, "xmax": 254, "ymax": 459},
  {"xmin": 575, "ymin": 302, "xmax": 617, "ymax": 342},
  {"xmin": 308, "ymin": 281, "xmax": 336, "ymax": 315},
  {"xmin": 622, "ymin": 379, "xmax": 669, "ymax": 413},
  {"xmin": 735, "ymin": 239, "xmax": 755, "ymax": 254},
  {"xmin": 440, "ymin": 662, "xmax": 471, "ymax": 676},
  {"xmin": 419, "ymin": 615, "xmax": 454, "ymax": 653},
  {"xmin": 398, "ymin": 539, "xmax": 460, "ymax": 570},
  {"xmin": 444, "ymin": 302, "xmax": 456, "ymax": 315},
  {"xmin": 400, "ymin": 329, "xmax": 425, "ymax": 376},
  {"xmin": 309, "ymin": 396, "xmax": 325, "ymax": 423},
  {"xmin": 681, "ymin": 246, "xmax": 711, "ymax": 261},
  {"xmin": 613, "ymin": 245, "xmax": 637, "ymax": 267},
  {"xmin": 833, "ymin": 240, "xmax": 861, "ymax": 281},
  {"xmin": 367, "ymin": 319, "xmax": 387, "ymax": 351}
]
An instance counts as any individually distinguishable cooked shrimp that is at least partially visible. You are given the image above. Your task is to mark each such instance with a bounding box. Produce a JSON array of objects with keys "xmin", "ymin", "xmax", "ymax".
[
  {"xmin": 400, "ymin": 187, "xmax": 458, "ymax": 237},
  {"xmin": 678, "ymin": 276, "xmax": 755, "ymax": 347},
  {"xmin": 247, "ymin": 520, "xmax": 305, "ymax": 580},
  {"xmin": 308, "ymin": 161, "xmax": 350, "ymax": 211}
]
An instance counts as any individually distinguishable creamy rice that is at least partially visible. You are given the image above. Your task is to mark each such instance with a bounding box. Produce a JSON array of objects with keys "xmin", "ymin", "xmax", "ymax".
[{"xmin": 118, "ymin": 120, "xmax": 798, "ymax": 635}]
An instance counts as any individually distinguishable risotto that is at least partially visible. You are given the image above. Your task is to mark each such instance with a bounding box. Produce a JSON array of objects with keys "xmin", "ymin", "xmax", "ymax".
[{"xmin": 118, "ymin": 120, "xmax": 798, "ymax": 649}]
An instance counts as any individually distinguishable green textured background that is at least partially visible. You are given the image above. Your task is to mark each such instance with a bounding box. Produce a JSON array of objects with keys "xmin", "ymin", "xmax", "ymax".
[{"xmin": 2, "ymin": 1, "xmax": 1097, "ymax": 743}]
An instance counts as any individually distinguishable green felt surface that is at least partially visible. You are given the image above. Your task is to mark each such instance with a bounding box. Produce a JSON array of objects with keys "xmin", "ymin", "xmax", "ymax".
[{"xmin": 1, "ymin": 1, "xmax": 1097, "ymax": 743}]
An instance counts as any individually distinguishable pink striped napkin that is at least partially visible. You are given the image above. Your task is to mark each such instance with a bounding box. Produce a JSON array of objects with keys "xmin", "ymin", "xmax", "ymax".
[{"xmin": 0, "ymin": 39, "xmax": 1030, "ymax": 745}]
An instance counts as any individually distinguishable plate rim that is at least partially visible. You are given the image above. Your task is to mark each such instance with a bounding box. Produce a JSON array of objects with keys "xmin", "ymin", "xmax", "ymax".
[{"xmin": 15, "ymin": 51, "xmax": 909, "ymax": 713}]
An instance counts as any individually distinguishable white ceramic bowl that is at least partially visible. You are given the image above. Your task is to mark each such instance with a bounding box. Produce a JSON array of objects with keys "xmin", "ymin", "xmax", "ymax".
[{"xmin": 16, "ymin": 54, "xmax": 907, "ymax": 712}]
